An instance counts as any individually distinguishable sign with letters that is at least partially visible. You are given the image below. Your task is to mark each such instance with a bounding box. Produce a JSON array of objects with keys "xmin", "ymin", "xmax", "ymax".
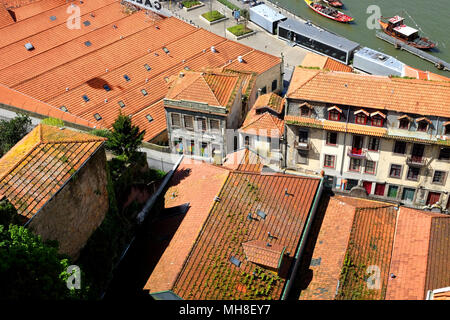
[{"xmin": 123, "ymin": 0, "xmax": 162, "ymax": 13}]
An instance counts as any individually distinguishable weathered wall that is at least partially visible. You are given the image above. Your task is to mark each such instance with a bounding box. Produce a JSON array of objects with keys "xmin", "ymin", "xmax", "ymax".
[{"xmin": 28, "ymin": 147, "xmax": 109, "ymax": 259}]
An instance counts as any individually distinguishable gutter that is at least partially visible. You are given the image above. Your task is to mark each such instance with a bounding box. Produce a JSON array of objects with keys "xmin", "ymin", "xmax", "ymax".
[{"xmin": 281, "ymin": 177, "xmax": 324, "ymax": 300}]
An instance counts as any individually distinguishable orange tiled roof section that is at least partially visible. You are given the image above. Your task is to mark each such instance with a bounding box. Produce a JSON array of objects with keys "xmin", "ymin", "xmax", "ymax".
[
  {"xmin": 301, "ymin": 52, "xmax": 352, "ymax": 73},
  {"xmin": 240, "ymin": 110, "xmax": 284, "ymax": 137},
  {"xmin": 403, "ymin": 65, "xmax": 450, "ymax": 82},
  {"xmin": 0, "ymin": 3, "xmax": 14, "ymax": 28},
  {"xmin": 286, "ymin": 68, "xmax": 450, "ymax": 118},
  {"xmin": 169, "ymin": 171, "xmax": 320, "ymax": 300},
  {"xmin": 299, "ymin": 196, "xmax": 395, "ymax": 300},
  {"xmin": 144, "ymin": 159, "xmax": 230, "ymax": 293},
  {"xmin": 253, "ymin": 92, "xmax": 284, "ymax": 114},
  {"xmin": 0, "ymin": 124, "xmax": 105, "ymax": 219},
  {"xmin": 0, "ymin": 84, "xmax": 99, "ymax": 128},
  {"xmin": 1, "ymin": 0, "xmax": 43, "ymax": 9},
  {"xmin": 242, "ymin": 240, "xmax": 285, "ymax": 270},
  {"xmin": 222, "ymin": 148, "xmax": 265, "ymax": 173},
  {"xmin": 165, "ymin": 70, "xmax": 241, "ymax": 108}
]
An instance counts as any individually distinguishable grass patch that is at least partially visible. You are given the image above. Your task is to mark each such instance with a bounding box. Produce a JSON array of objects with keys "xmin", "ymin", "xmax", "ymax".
[
  {"xmin": 227, "ymin": 24, "xmax": 253, "ymax": 37},
  {"xmin": 202, "ymin": 10, "xmax": 225, "ymax": 22},
  {"xmin": 217, "ymin": 0, "xmax": 239, "ymax": 11},
  {"xmin": 182, "ymin": 0, "xmax": 201, "ymax": 8}
]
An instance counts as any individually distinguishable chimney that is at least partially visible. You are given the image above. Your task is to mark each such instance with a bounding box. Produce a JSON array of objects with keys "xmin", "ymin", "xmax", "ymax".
[
  {"xmin": 237, "ymin": 56, "xmax": 243, "ymax": 63},
  {"xmin": 211, "ymin": 46, "xmax": 216, "ymax": 53}
]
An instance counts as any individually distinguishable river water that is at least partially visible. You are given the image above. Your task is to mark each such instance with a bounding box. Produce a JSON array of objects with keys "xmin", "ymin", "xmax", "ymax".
[{"xmin": 272, "ymin": 0, "xmax": 449, "ymax": 75}]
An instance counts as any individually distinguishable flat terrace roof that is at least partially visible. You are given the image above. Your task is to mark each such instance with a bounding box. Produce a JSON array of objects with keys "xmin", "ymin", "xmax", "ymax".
[
  {"xmin": 278, "ymin": 18, "xmax": 360, "ymax": 53},
  {"xmin": 0, "ymin": 0, "xmax": 281, "ymax": 142},
  {"xmin": 354, "ymin": 47, "xmax": 405, "ymax": 73},
  {"xmin": 250, "ymin": 3, "xmax": 286, "ymax": 23}
]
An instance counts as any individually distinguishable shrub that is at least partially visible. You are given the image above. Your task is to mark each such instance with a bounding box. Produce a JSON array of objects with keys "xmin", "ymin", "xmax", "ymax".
[
  {"xmin": 182, "ymin": 0, "xmax": 201, "ymax": 8},
  {"xmin": 202, "ymin": 10, "xmax": 225, "ymax": 22},
  {"xmin": 227, "ymin": 24, "xmax": 253, "ymax": 36}
]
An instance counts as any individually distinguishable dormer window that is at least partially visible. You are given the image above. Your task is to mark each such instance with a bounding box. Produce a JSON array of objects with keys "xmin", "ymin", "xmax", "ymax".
[
  {"xmin": 370, "ymin": 111, "xmax": 385, "ymax": 127},
  {"xmin": 416, "ymin": 117, "xmax": 431, "ymax": 132},
  {"xmin": 299, "ymin": 102, "xmax": 312, "ymax": 117},
  {"xmin": 399, "ymin": 119, "xmax": 409, "ymax": 129},
  {"xmin": 327, "ymin": 106, "xmax": 342, "ymax": 121},
  {"xmin": 354, "ymin": 109, "xmax": 369, "ymax": 125}
]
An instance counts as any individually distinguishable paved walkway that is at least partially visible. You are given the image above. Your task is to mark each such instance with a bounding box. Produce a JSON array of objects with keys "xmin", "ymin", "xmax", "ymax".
[{"xmin": 163, "ymin": 0, "xmax": 310, "ymax": 72}]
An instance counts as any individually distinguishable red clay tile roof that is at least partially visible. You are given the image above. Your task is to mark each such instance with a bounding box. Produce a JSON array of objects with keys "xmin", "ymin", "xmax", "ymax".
[
  {"xmin": 253, "ymin": 92, "xmax": 284, "ymax": 114},
  {"xmin": 301, "ymin": 52, "xmax": 352, "ymax": 73},
  {"xmin": 144, "ymin": 158, "xmax": 230, "ymax": 293},
  {"xmin": 222, "ymin": 148, "xmax": 265, "ymax": 173},
  {"xmin": 0, "ymin": 4, "xmax": 14, "ymax": 28},
  {"xmin": 299, "ymin": 196, "xmax": 396, "ymax": 300},
  {"xmin": 428, "ymin": 287, "xmax": 450, "ymax": 300},
  {"xmin": 0, "ymin": 124, "xmax": 105, "ymax": 219},
  {"xmin": 242, "ymin": 240, "xmax": 285, "ymax": 270},
  {"xmin": 145, "ymin": 161, "xmax": 321, "ymax": 300},
  {"xmin": 286, "ymin": 67, "xmax": 450, "ymax": 118},
  {"xmin": 403, "ymin": 65, "xmax": 450, "ymax": 82},
  {"xmin": 0, "ymin": 2, "xmax": 281, "ymax": 142},
  {"xmin": 1, "ymin": 0, "xmax": 43, "ymax": 9},
  {"xmin": 240, "ymin": 108, "xmax": 284, "ymax": 138}
]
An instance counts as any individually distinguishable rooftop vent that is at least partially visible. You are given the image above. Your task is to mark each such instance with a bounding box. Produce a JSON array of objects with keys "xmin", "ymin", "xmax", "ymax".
[
  {"xmin": 103, "ymin": 84, "xmax": 111, "ymax": 91},
  {"xmin": 82, "ymin": 95, "xmax": 89, "ymax": 102},
  {"xmin": 24, "ymin": 43, "xmax": 34, "ymax": 51},
  {"xmin": 229, "ymin": 256, "xmax": 241, "ymax": 267},
  {"xmin": 377, "ymin": 54, "xmax": 387, "ymax": 61},
  {"xmin": 184, "ymin": 66, "xmax": 190, "ymax": 71},
  {"xmin": 214, "ymin": 196, "xmax": 221, "ymax": 202},
  {"xmin": 211, "ymin": 46, "xmax": 216, "ymax": 53},
  {"xmin": 83, "ymin": 20, "xmax": 90, "ymax": 27},
  {"xmin": 113, "ymin": 24, "xmax": 117, "ymax": 29},
  {"xmin": 123, "ymin": 74, "xmax": 130, "ymax": 81},
  {"xmin": 84, "ymin": 41, "xmax": 92, "ymax": 47},
  {"xmin": 145, "ymin": 78, "xmax": 149, "ymax": 83},
  {"xmin": 65, "ymin": 87, "xmax": 69, "ymax": 91},
  {"xmin": 146, "ymin": 114, "xmax": 153, "ymax": 122},
  {"xmin": 118, "ymin": 101, "xmax": 125, "ymax": 108},
  {"xmin": 155, "ymin": 25, "xmax": 160, "ymax": 29},
  {"xmin": 94, "ymin": 113, "xmax": 102, "ymax": 121},
  {"xmin": 237, "ymin": 56, "xmax": 243, "ymax": 63},
  {"xmin": 105, "ymin": 68, "xmax": 109, "ymax": 72},
  {"xmin": 163, "ymin": 47, "xmax": 170, "ymax": 54},
  {"xmin": 256, "ymin": 210, "xmax": 266, "ymax": 220},
  {"xmin": 179, "ymin": 72, "xmax": 184, "ymax": 78},
  {"xmin": 141, "ymin": 89, "xmax": 148, "ymax": 96},
  {"xmin": 50, "ymin": 15, "xmax": 57, "ymax": 21},
  {"xmin": 104, "ymin": 98, "xmax": 108, "ymax": 103},
  {"xmin": 60, "ymin": 106, "xmax": 68, "ymax": 112},
  {"xmin": 90, "ymin": 12, "xmax": 95, "ymax": 18},
  {"xmin": 144, "ymin": 64, "xmax": 151, "ymax": 71}
]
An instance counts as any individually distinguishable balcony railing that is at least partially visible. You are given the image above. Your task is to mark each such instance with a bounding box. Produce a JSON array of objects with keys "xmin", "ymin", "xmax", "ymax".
[
  {"xmin": 294, "ymin": 140, "xmax": 310, "ymax": 150},
  {"xmin": 347, "ymin": 147, "xmax": 367, "ymax": 158},
  {"xmin": 406, "ymin": 155, "xmax": 427, "ymax": 167}
]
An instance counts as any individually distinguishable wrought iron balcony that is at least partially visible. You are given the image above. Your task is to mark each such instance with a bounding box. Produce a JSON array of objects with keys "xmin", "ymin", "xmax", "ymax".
[
  {"xmin": 294, "ymin": 140, "xmax": 310, "ymax": 150},
  {"xmin": 406, "ymin": 156, "xmax": 427, "ymax": 167},
  {"xmin": 347, "ymin": 147, "xmax": 367, "ymax": 159}
]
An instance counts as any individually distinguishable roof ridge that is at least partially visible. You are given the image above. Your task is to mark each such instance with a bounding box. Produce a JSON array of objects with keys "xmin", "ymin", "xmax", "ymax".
[{"xmin": 201, "ymin": 73, "xmax": 228, "ymax": 106}]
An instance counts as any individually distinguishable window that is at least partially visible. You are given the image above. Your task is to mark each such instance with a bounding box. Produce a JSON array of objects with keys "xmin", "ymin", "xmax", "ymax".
[
  {"xmin": 345, "ymin": 179, "xmax": 359, "ymax": 191},
  {"xmin": 427, "ymin": 192, "xmax": 441, "ymax": 205},
  {"xmin": 349, "ymin": 158, "xmax": 362, "ymax": 172},
  {"xmin": 328, "ymin": 110, "xmax": 340, "ymax": 121},
  {"xmin": 83, "ymin": 20, "xmax": 90, "ymax": 27},
  {"xmin": 141, "ymin": 89, "xmax": 148, "ymax": 96},
  {"xmin": 50, "ymin": 15, "xmax": 57, "ymax": 21},
  {"xmin": 417, "ymin": 121, "xmax": 428, "ymax": 132},
  {"xmin": 374, "ymin": 183, "xmax": 385, "ymax": 196},
  {"xmin": 371, "ymin": 116, "xmax": 383, "ymax": 127},
  {"xmin": 123, "ymin": 74, "xmax": 130, "ymax": 81},
  {"xmin": 355, "ymin": 113, "xmax": 367, "ymax": 125},
  {"xmin": 300, "ymin": 106, "xmax": 310, "ymax": 117},
  {"xmin": 174, "ymin": 138, "xmax": 183, "ymax": 154},
  {"xmin": 402, "ymin": 188, "xmax": 415, "ymax": 202},
  {"xmin": 118, "ymin": 100, "xmax": 125, "ymax": 108},
  {"xmin": 60, "ymin": 106, "xmax": 68, "ymax": 112},
  {"xmin": 244, "ymin": 136, "xmax": 250, "ymax": 147},
  {"xmin": 200, "ymin": 142, "xmax": 208, "ymax": 157},
  {"xmin": 197, "ymin": 117, "xmax": 207, "ymax": 132},
  {"xmin": 445, "ymin": 124, "xmax": 450, "ymax": 135},
  {"xmin": 210, "ymin": 119, "xmax": 220, "ymax": 132},
  {"xmin": 184, "ymin": 66, "xmax": 190, "ymax": 71},
  {"xmin": 187, "ymin": 140, "xmax": 195, "ymax": 154},
  {"xmin": 387, "ymin": 185, "xmax": 399, "ymax": 198},
  {"xmin": 399, "ymin": 118, "xmax": 410, "ymax": 129},
  {"xmin": 103, "ymin": 84, "xmax": 111, "ymax": 91},
  {"xmin": 439, "ymin": 148, "xmax": 450, "ymax": 160},
  {"xmin": 365, "ymin": 160, "xmax": 376, "ymax": 174},
  {"xmin": 298, "ymin": 130, "xmax": 308, "ymax": 143},
  {"xmin": 432, "ymin": 171, "xmax": 446, "ymax": 184},
  {"xmin": 324, "ymin": 155, "xmax": 335, "ymax": 168},
  {"xmin": 146, "ymin": 115, "xmax": 153, "ymax": 123},
  {"xmin": 271, "ymin": 79, "xmax": 277, "ymax": 91},
  {"xmin": 82, "ymin": 95, "xmax": 89, "ymax": 102},
  {"xmin": 389, "ymin": 164, "xmax": 402, "ymax": 178},
  {"xmin": 259, "ymin": 86, "xmax": 267, "ymax": 95},
  {"xmin": 162, "ymin": 47, "xmax": 170, "ymax": 54},
  {"xmin": 326, "ymin": 132, "xmax": 338, "ymax": 145},
  {"xmin": 144, "ymin": 64, "xmax": 151, "ymax": 71},
  {"xmin": 93, "ymin": 113, "xmax": 102, "ymax": 121},
  {"xmin": 84, "ymin": 41, "xmax": 92, "ymax": 47},
  {"xmin": 367, "ymin": 137, "xmax": 380, "ymax": 151},
  {"xmin": 184, "ymin": 115, "xmax": 194, "ymax": 130},
  {"xmin": 171, "ymin": 113, "xmax": 181, "ymax": 127},
  {"xmin": 406, "ymin": 167, "xmax": 420, "ymax": 181},
  {"xmin": 393, "ymin": 141, "xmax": 406, "ymax": 154}
]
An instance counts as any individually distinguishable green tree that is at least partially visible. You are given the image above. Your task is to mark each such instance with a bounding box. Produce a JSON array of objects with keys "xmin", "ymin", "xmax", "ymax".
[
  {"xmin": 0, "ymin": 198, "xmax": 24, "ymax": 227},
  {"xmin": 0, "ymin": 224, "xmax": 74, "ymax": 299},
  {"xmin": 0, "ymin": 113, "xmax": 32, "ymax": 157},
  {"xmin": 107, "ymin": 113, "xmax": 145, "ymax": 162}
]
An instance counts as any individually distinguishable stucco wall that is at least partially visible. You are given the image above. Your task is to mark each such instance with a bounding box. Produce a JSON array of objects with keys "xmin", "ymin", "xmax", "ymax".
[{"xmin": 28, "ymin": 147, "xmax": 109, "ymax": 259}]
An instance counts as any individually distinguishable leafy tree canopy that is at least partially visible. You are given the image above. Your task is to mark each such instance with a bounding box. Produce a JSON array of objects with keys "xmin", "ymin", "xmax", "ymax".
[
  {"xmin": 0, "ymin": 224, "xmax": 74, "ymax": 299},
  {"xmin": 107, "ymin": 113, "xmax": 145, "ymax": 162},
  {"xmin": 0, "ymin": 113, "xmax": 32, "ymax": 157}
]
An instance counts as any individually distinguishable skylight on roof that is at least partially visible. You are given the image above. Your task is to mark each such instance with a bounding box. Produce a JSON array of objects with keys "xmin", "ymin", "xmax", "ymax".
[
  {"xmin": 162, "ymin": 47, "xmax": 170, "ymax": 54},
  {"xmin": 144, "ymin": 64, "xmax": 151, "ymax": 71},
  {"xmin": 123, "ymin": 74, "xmax": 130, "ymax": 81},
  {"xmin": 103, "ymin": 84, "xmax": 111, "ymax": 91},
  {"xmin": 83, "ymin": 20, "xmax": 91, "ymax": 27},
  {"xmin": 84, "ymin": 41, "xmax": 92, "ymax": 47},
  {"xmin": 82, "ymin": 95, "xmax": 90, "ymax": 102},
  {"xmin": 50, "ymin": 15, "xmax": 57, "ymax": 21},
  {"xmin": 118, "ymin": 101, "xmax": 125, "ymax": 108},
  {"xmin": 94, "ymin": 113, "xmax": 102, "ymax": 121},
  {"xmin": 146, "ymin": 115, "xmax": 153, "ymax": 122},
  {"xmin": 184, "ymin": 66, "xmax": 190, "ymax": 71},
  {"xmin": 256, "ymin": 210, "xmax": 267, "ymax": 220},
  {"xmin": 141, "ymin": 89, "xmax": 148, "ymax": 96},
  {"xmin": 60, "ymin": 106, "xmax": 68, "ymax": 112},
  {"xmin": 24, "ymin": 43, "xmax": 34, "ymax": 51},
  {"xmin": 229, "ymin": 256, "xmax": 241, "ymax": 267}
]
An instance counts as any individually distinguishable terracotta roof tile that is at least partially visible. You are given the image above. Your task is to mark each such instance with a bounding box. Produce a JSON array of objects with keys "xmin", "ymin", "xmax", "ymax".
[
  {"xmin": 301, "ymin": 52, "xmax": 352, "ymax": 73},
  {"xmin": 253, "ymin": 92, "xmax": 284, "ymax": 114},
  {"xmin": 223, "ymin": 148, "xmax": 265, "ymax": 173},
  {"xmin": 0, "ymin": 4, "xmax": 14, "ymax": 28},
  {"xmin": 242, "ymin": 240, "xmax": 285, "ymax": 269},
  {"xmin": 0, "ymin": 124, "xmax": 105, "ymax": 219},
  {"xmin": 287, "ymin": 67, "xmax": 450, "ymax": 118},
  {"xmin": 240, "ymin": 110, "xmax": 284, "ymax": 137}
]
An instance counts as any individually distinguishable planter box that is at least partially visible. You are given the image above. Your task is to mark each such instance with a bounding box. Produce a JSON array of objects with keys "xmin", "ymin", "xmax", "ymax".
[
  {"xmin": 226, "ymin": 28, "xmax": 256, "ymax": 40},
  {"xmin": 183, "ymin": 3, "xmax": 205, "ymax": 11},
  {"xmin": 199, "ymin": 14, "xmax": 229, "ymax": 25}
]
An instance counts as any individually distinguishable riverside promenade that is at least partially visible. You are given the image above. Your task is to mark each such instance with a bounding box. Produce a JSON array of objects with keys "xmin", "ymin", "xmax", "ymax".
[{"xmin": 161, "ymin": 0, "xmax": 313, "ymax": 89}]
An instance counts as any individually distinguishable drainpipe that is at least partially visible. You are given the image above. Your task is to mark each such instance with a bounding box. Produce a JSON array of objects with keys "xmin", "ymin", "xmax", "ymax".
[
  {"xmin": 281, "ymin": 177, "xmax": 324, "ymax": 299},
  {"xmin": 339, "ymin": 106, "xmax": 351, "ymax": 183}
]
